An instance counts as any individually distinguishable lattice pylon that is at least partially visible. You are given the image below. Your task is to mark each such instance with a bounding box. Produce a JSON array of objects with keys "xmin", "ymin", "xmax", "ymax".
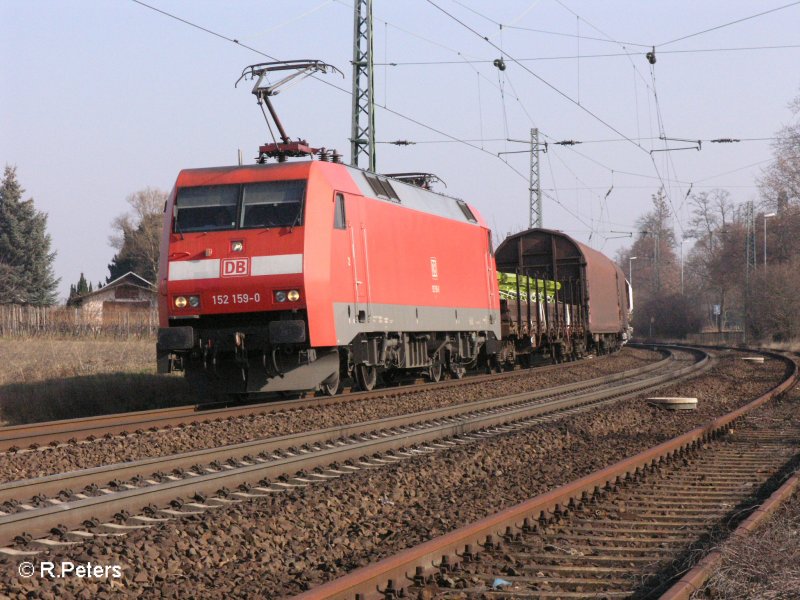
[
  {"xmin": 529, "ymin": 128, "xmax": 543, "ymax": 228},
  {"xmin": 350, "ymin": 0, "xmax": 375, "ymax": 172}
]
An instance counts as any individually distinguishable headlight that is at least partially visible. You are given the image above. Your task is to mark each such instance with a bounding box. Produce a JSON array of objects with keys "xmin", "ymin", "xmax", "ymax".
[
  {"xmin": 174, "ymin": 296, "xmax": 188, "ymax": 308},
  {"xmin": 287, "ymin": 289, "xmax": 300, "ymax": 302},
  {"xmin": 188, "ymin": 295, "xmax": 200, "ymax": 308},
  {"xmin": 274, "ymin": 291, "xmax": 287, "ymax": 303},
  {"xmin": 231, "ymin": 240, "xmax": 244, "ymax": 252}
]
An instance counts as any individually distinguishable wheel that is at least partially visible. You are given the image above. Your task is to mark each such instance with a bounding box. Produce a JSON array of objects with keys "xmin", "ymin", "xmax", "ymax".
[
  {"xmin": 319, "ymin": 368, "xmax": 341, "ymax": 397},
  {"xmin": 428, "ymin": 360, "xmax": 443, "ymax": 383},
  {"xmin": 505, "ymin": 352, "xmax": 516, "ymax": 371},
  {"xmin": 355, "ymin": 363, "xmax": 377, "ymax": 392}
]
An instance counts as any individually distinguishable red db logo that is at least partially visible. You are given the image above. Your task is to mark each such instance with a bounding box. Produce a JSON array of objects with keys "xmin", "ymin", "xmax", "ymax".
[{"xmin": 221, "ymin": 258, "xmax": 249, "ymax": 277}]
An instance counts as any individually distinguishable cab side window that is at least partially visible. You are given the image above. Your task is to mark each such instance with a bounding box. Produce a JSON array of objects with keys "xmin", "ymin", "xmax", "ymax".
[{"xmin": 334, "ymin": 193, "xmax": 347, "ymax": 229}]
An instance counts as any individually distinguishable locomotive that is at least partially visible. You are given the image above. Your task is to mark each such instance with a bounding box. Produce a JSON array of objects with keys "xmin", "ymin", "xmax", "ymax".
[
  {"xmin": 155, "ymin": 60, "xmax": 632, "ymax": 397},
  {"xmin": 156, "ymin": 160, "xmax": 500, "ymax": 395}
]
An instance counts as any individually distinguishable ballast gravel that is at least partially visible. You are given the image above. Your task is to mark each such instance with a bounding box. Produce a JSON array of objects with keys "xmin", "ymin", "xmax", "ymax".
[
  {"xmin": 0, "ymin": 348, "xmax": 661, "ymax": 482},
  {"xmin": 1, "ymin": 350, "xmax": 788, "ymax": 599}
]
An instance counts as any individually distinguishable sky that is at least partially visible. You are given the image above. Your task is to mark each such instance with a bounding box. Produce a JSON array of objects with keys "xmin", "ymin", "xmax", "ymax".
[{"xmin": 1, "ymin": 0, "xmax": 799, "ymax": 301}]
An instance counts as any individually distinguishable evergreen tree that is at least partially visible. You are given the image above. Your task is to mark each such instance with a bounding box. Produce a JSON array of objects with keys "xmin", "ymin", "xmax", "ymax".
[
  {"xmin": 0, "ymin": 165, "xmax": 59, "ymax": 305},
  {"xmin": 67, "ymin": 272, "xmax": 90, "ymax": 307},
  {"xmin": 107, "ymin": 253, "xmax": 138, "ymax": 283}
]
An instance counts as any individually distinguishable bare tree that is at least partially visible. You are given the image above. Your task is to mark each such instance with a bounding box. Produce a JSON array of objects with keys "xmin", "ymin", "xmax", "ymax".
[
  {"xmin": 759, "ymin": 90, "xmax": 800, "ymax": 208},
  {"xmin": 684, "ymin": 189, "xmax": 736, "ymax": 331},
  {"xmin": 620, "ymin": 189, "xmax": 686, "ymax": 337},
  {"xmin": 107, "ymin": 187, "xmax": 165, "ymax": 283}
]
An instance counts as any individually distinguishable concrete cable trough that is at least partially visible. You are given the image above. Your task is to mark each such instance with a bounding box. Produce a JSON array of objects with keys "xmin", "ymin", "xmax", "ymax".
[{"xmin": 647, "ymin": 397, "xmax": 699, "ymax": 410}]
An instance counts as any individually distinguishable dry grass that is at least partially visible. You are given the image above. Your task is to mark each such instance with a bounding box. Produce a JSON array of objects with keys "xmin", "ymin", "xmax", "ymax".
[
  {"xmin": 761, "ymin": 339, "xmax": 800, "ymax": 352},
  {"xmin": 694, "ymin": 486, "xmax": 800, "ymax": 599},
  {"xmin": 0, "ymin": 338, "xmax": 155, "ymax": 385},
  {"xmin": 0, "ymin": 338, "xmax": 195, "ymax": 425}
]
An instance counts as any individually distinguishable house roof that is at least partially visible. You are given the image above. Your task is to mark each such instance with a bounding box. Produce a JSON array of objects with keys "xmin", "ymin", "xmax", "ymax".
[{"xmin": 79, "ymin": 272, "xmax": 156, "ymax": 300}]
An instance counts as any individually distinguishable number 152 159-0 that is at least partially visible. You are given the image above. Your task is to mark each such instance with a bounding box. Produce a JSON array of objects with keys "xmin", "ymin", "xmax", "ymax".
[{"xmin": 211, "ymin": 293, "xmax": 262, "ymax": 305}]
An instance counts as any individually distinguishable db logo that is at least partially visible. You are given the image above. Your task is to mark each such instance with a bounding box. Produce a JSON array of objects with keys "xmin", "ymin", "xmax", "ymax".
[{"xmin": 221, "ymin": 258, "xmax": 249, "ymax": 277}]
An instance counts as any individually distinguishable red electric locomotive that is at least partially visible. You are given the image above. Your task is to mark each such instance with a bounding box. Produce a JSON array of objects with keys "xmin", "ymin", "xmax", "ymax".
[{"xmin": 156, "ymin": 160, "xmax": 500, "ymax": 395}]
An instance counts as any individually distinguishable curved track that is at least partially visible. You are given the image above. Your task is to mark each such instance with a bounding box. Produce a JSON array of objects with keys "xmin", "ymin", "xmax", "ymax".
[
  {"xmin": 291, "ymin": 348, "xmax": 798, "ymax": 600},
  {"xmin": 0, "ymin": 352, "xmax": 623, "ymax": 453},
  {"xmin": 0, "ymin": 346, "xmax": 704, "ymax": 554}
]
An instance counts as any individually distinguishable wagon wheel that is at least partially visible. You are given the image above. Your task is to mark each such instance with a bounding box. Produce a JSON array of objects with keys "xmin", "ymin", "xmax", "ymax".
[
  {"xmin": 504, "ymin": 348, "xmax": 516, "ymax": 371},
  {"xmin": 552, "ymin": 342, "xmax": 564, "ymax": 364},
  {"xmin": 319, "ymin": 367, "xmax": 341, "ymax": 397},
  {"xmin": 427, "ymin": 355, "xmax": 443, "ymax": 383},
  {"xmin": 355, "ymin": 363, "xmax": 377, "ymax": 392}
]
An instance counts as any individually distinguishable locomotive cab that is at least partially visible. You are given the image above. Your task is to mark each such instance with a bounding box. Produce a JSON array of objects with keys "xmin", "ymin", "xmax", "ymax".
[{"xmin": 156, "ymin": 161, "xmax": 339, "ymax": 395}]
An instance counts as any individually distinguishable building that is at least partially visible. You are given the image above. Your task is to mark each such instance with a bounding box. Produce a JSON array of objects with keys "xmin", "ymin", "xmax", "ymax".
[{"xmin": 76, "ymin": 272, "xmax": 157, "ymax": 325}]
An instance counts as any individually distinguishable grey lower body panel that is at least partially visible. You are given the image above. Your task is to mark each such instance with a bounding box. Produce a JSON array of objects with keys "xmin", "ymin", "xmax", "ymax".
[
  {"xmin": 332, "ymin": 302, "xmax": 501, "ymax": 344},
  {"xmin": 186, "ymin": 348, "xmax": 339, "ymax": 394}
]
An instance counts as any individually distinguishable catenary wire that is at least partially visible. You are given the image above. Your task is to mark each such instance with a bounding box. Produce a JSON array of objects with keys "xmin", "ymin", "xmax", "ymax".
[
  {"xmin": 425, "ymin": 0, "xmax": 650, "ymax": 155},
  {"xmin": 129, "ymin": 0, "xmax": 531, "ymax": 183},
  {"xmin": 658, "ymin": 0, "xmax": 800, "ymax": 47},
  {"xmin": 375, "ymin": 44, "xmax": 800, "ymax": 65}
]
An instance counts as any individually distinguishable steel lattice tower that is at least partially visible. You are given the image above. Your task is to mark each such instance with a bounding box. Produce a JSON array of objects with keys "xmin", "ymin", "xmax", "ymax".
[
  {"xmin": 529, "ymin": 128, "xmax": 543, "ymax": 228},
  {"xmin": 350, "ymin": 0, "xmax": 375, "ymax": 172}
]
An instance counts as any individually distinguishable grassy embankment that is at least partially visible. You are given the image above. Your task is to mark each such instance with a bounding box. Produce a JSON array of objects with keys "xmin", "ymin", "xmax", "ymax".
[{"xmin": 0, "ymin": 338, "xmax": 195, "ymax": 426}]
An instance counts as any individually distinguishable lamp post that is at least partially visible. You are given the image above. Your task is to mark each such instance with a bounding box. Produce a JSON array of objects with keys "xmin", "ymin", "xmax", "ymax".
[
  {"xmin": 764, "ymin": 213, "xmax": 776, "ymax": 268},
  {"xmin": 629, "ymin": 256, "xmax": 637, "ymax": 286},
  {"xmin": 680, "ymin": 238, "xmax": 685, "ymax": 295}
]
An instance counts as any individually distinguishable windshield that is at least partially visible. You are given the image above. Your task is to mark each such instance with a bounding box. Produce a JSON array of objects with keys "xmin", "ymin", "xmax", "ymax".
[
  {"xmin": 241, "ymin": 180, "xmax": 305, "ymax": 229},
  {"xmin": 174, "ymin": 180, "xmax": 306, "ymax": 233},
  {"xmin": 174, "ymin": 185, "xmax": 239, "ymax": 233}
]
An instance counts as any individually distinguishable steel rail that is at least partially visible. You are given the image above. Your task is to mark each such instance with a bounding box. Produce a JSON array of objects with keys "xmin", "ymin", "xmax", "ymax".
[
  {"xmin": 0, "ymin": 349, "xmax": 678, "ymax": 506},
  {"xmin": 659, "ymin": 348, "xmax": 800, "ymax": 600},
  {"xmin": 0, "ymin": 348, "xmax": 702, "ymax": 549},
  {"xmin": 290, "ymin": 348, "xmax": 797, "ymax": 600},
  {"xmin": 660, "ymin": 470, "xmax": 800, "ymax": 600},
  {"xmin": 0, "ymin": 350, "xmax": 621, "ymax": 452}
]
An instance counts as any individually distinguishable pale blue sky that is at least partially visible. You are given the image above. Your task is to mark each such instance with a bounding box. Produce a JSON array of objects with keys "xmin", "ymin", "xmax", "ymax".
[{"xmin": 1, "ymin": 0, "xmax": 798, "ymax": 300}]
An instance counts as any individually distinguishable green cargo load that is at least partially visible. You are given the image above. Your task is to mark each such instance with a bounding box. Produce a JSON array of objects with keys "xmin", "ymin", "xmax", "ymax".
[{"xmin": 497, "ymin": 272, "xmax": 559, "ymax": 302}]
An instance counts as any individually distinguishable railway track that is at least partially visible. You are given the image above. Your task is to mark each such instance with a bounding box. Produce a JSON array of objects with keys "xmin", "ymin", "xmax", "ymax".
[
  {"xmin": 292, "ymin": 348, "xmax": 797, "ymax": 600},
  {"xmin": 0, "ymin": 346, "xmax": 703, "ymax": 555},
  {"xmin": 0, "ymin": 351, "xmax": 625, "ymax": 453}
]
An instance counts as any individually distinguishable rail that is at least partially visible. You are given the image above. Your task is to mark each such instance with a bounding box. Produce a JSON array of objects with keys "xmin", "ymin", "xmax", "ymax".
[
  {"xmin": 291, "ymin": 348, "xmax": 796, "ymax": 600},
  {"xmin": 0, "ymin": 348, "xmax": 700, "ymax": 552}
]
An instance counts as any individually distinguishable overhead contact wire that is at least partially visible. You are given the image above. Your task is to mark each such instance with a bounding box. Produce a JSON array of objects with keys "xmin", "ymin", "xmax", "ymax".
[{"xmin": 425, "ymin": 0, "xmax": 650, "ymax": 155}]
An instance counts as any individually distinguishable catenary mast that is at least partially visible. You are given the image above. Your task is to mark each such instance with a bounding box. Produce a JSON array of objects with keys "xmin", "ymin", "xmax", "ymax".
[{"xmin": 351, "ymin": 0, "xmax": 376, "ymax": 172}]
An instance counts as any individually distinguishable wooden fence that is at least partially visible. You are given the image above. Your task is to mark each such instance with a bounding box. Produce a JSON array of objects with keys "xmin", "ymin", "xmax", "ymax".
[{"xmin": 0, "ymin": 305, "xmax": 159, "ymax": 338}]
